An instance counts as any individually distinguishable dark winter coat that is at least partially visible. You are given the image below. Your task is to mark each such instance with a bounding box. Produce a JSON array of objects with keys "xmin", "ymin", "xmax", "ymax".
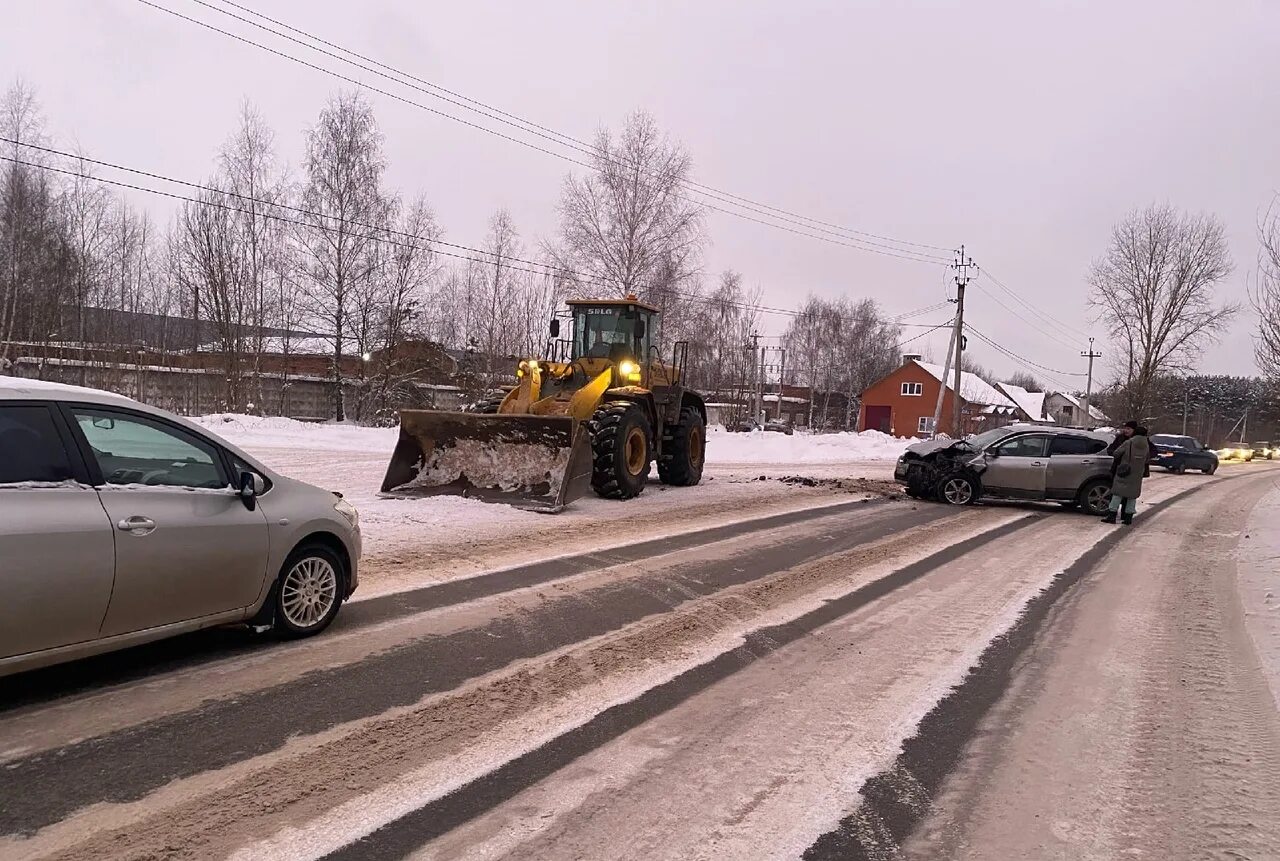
[{"xmin": 1110, "ymin": 436, "xmax": 1150, "ymax": 499}]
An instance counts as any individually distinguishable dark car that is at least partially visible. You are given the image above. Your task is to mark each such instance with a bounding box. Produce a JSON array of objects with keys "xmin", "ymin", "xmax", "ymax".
[
  {"xmin": 1149, "ymin": 434, "xmax": 1218, "ymax": 474},
  {"xmin": 894, "ymin": 424, "xmax": 1116, "ymax": 516},
  {"xmin": 763, "ymin": 420, "xmax": 794, "ymax": 436},
  {"xmin": 1248, "ymin": 441, "xmax": 1275, "ymax": 461}
]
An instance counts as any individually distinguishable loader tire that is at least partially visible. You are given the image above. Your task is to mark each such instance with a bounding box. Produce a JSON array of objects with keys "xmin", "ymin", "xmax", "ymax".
[
  {"xmin": 589, "ymin": 401, "xmax": 652, "ymax": 500},
  {"xmin": 658, "ymin": 406, "xmax": 705, "ymax": 486}
]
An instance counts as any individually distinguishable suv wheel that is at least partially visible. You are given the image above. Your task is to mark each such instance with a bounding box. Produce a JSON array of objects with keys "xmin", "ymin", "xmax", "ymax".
[
  {"xmin": 1077, "ymin": 478, "xmax": 1112, "ymax": 517},
  {"xmin": 1203, "ymin": 462, "xmax": 1217, "ymax": 475},
  {"xmin": 1172, "ymin": 461, "xmax": 1186, "ymax": 475},
  {"xmin": 935, "ymin": 472, "xmax": 979, "ymax": 506},
  {"xmin": 273, "ymin": 544, "xmax": 345, "ymax": 638}
]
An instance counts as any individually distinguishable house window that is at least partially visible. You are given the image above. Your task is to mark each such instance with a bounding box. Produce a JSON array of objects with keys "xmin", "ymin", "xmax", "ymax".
[
  {"xmin": 901, "ymin": 382, "xmax": 924, "ymax": 397},
  {"xmin": 918, "ymin": 416, "xmax": 935, "ymax": 434}
]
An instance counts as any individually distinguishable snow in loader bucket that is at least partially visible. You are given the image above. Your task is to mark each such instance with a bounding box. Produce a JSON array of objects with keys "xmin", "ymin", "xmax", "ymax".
[{"xmin": 379, "ymin": 411, "xmax": 595, "ymax": 513}]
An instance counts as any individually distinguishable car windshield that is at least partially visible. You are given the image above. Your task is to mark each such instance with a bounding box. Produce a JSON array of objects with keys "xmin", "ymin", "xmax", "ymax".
[{"xmin": 961, "ymin": 427, "xmax": 1019, "ymax": 450}]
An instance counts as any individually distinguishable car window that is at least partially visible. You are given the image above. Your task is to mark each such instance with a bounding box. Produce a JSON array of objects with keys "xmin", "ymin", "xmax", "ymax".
[
  {"xmin": 0, "ymin": 405, "xmax": 75, "ymax": 484},
  {"xmin": 993, "ymin": 435, "xmax": 1049, "ymax": 458},
  {"xmin": 1049, "ymin": 435, "xmax": 1106, "ymax": 456},
  {"xmin": 73, "ymin": 409, "xmax": 227, "ymax": 489},
  {"xmin": 228, "ymin": 452, "xmax": 273, "ymax": 492}
]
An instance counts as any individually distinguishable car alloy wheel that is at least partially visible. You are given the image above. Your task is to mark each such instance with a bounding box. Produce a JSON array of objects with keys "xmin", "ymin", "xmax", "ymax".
[
  {"xmin": 941, "ymin": 477, "xmax": 974, "ymax": 505},
  {"xmin": 1084, "ymin": 483, "xmax": 1111, "ymax": 515},
  {"xmin": 280, "ymin": 556, "xmax": 338, "ymax": 630}
]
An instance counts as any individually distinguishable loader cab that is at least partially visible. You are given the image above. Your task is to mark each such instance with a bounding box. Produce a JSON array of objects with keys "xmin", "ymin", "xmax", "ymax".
[{"xmin": 566, "ymin": 298, "xmax": 657, "ymax": 367}]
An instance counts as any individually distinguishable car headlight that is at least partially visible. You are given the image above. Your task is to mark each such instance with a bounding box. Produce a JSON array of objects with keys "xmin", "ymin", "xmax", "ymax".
[{"xmin": 334, "ymin": 498, "xmax": 360, "ymax": 530}]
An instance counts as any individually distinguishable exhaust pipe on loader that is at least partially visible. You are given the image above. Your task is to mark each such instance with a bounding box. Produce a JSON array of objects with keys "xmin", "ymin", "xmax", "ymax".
[{"xmin": 379, "ymin": 410, "xmax": 594, "ymax": 512}]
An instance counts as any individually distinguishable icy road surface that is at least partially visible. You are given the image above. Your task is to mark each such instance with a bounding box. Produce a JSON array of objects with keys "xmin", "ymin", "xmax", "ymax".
[{"xmin": 1, "ymin": 419, "xmax": 1277, "ymax": 861}]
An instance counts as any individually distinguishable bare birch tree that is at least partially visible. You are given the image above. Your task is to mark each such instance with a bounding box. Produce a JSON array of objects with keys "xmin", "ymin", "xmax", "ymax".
[
  {"xmin": 297, "ymin": 91, "xmax": 390, "ymax": 421},
  {"xmin": 219, "ymin": 102, "xmax": 289, "ymax": 406},
  {"xmin": 1252, "ymin": 197, "xmax": 1280, "ymax": 384},
  {"xmin": 62, "ymin": 156, "xmax": 112, "ymax": 382},
  {"xmin": 553, "ymin": 111, "xmax": 706, "ymax": 309},
  {"xmin": 1089, "ymin": 204, "xmax": 1236, "ymax": 418}
]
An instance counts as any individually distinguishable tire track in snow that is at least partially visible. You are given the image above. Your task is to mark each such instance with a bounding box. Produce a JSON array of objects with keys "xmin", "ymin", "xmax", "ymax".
[
  {"xmin": 311, "ymin": 517, "xmax": 1039, "ymax": 861},
  {"xmin": 800, "ymin": 480, "xmax": 1221, "ymax": 860},
  {"xmin": 0, "ymin": 496, "xmax": 890, "ymax": 713},
  {"xmin": 0, "ymin": 502, "xmax": 944, "ymax": 837}
]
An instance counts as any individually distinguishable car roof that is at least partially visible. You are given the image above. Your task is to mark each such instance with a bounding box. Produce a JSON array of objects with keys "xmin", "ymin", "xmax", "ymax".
[
  {"xmin": 1000, "ymin": 423, "xmax": 1111, "ymax": 442},
  {"xmin": 0, "ymin": 376, "xmax": 274, "ymax": 476},
  {"xmin": 0, "ymin": 375, "xmax": 137, "ymax": 405}
]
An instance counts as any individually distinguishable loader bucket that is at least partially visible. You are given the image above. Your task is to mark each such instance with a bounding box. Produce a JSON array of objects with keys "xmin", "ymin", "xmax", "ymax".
[{"xmin": 379, "ymin": 410, "xmax": 594, "ymax": 513}]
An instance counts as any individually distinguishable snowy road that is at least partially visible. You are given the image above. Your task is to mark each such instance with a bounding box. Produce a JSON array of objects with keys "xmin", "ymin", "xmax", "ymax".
[{"xmin": 1, "ymin": 433, "xmax": 1277, "ymax": 859}]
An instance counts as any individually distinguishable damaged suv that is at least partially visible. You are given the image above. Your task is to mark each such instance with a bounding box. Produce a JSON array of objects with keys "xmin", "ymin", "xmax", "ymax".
[{"xmin": 894, "ymin": 424, "xmax": 1115, "ymax": 516}]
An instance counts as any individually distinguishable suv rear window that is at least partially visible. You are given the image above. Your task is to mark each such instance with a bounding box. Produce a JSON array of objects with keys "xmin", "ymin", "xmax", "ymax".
[
  {"xmin": 1050, "ymin": 435, "xmax": 1107, "ymax": 456},
  {"xmin": 0, "ymin": 405, "xmax": 75, "ymax": 483}
]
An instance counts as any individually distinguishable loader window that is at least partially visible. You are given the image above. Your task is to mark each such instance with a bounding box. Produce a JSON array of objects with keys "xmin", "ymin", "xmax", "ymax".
[{"xmin": 573, "ymin": 306, "xmax": 652, "ymax": 362}]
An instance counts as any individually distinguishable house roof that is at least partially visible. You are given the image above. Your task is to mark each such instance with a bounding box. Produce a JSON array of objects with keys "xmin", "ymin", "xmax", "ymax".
[
  {"xmin": 915, "ymin": 361, "xmax": 1016, "ymax": 408},
  {"xmin": 996, "ymin": 382, "xmax": 1055, "ymax": 423},
  {"xmin": 1052, "ymin": 391, "xmax": 1108, "ymax": 421}
]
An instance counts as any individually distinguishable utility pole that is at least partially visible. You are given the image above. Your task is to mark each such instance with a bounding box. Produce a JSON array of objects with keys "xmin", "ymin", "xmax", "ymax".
[
  {"xmin": 1080, "ymin": 338, "xmax": 1102, "ymax": 427},
  {"xmin": 1241, "ymin": 407, "xmax": 1248, "ymax": 443},
  {"xmin": 776, "ymin": 348, "xmax": 787, "ymax": 421},
  {"xmin": 750, "ymin": 332, "xmax": 762, "ymax": 425},
  {"xmin": 1182, "ymin": 387, "xmax": 1191, "ymax": 435},
  {"xmin": 930, "ymin": 316, "xmax": 957, "ymax": 438},
  {"xmin": 951, "ymin": 246, "xmax": 973, "ymax": 437}
]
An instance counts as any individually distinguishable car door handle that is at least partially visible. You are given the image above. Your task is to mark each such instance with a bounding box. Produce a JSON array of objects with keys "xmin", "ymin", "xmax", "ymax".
[{"xmin": 117, "ymin": 516, "xmax": 156, "ymax": 535}]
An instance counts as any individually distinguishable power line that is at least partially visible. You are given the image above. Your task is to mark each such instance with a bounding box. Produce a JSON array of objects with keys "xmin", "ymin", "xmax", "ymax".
[
  {"xmin": 974, "ymin": 264, "xmax": 1091, "ymax": 342},
  {"xmin": 971, "ymin": 280, "xmax": 1079, "ymax": 351},
  {"xmin": 966, "ymin": 325, "xmax": 1085, "ymax": 393},
  {"xmin": 3, "ymin": 141, "xmax": 939, "ymax": 325},
  {"xmin": 195, "ymin": 0, "xmax": 955, "ymax": 256},
  {"xmin": 207, "ymin": 0, "xmax": 952, "ymax": 255},
  {"xmin": 134, "ymin": 0, "xmax": 951, "ymax": 267}
]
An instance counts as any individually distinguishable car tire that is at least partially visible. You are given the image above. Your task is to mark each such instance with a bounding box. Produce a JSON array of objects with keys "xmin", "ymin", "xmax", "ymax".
[
  {"xmin": 1172, "ymin": 462, "xmax": 1186, "ymax": 475},
  {"xmin": 1203, "ymin": 462, "xmax": 1217, "ymax": 475},
  {"xmin": 934, "ymin": 471, "xmax": 979, "ymax": 506},
  {"xmin": 272, "ymin": 543, "xmax": 345, "ymax": 639},
  {"xmin": 1077, "ymin": 478, "xmax": 1112, "ymax": 517}
]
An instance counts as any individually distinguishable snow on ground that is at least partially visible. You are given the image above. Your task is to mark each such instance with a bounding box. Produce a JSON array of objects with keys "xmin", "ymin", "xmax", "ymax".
[
  {"xmin": 192, "ymin": 414, "xmax": 910, "ymax": 596},
  {"xmin": 196, "ymin": 414, "xmax": 912, "ymax": 464},
  {"xmin": 1239, "ymin": 484, "xmax": 1280, "ymax": 711}
]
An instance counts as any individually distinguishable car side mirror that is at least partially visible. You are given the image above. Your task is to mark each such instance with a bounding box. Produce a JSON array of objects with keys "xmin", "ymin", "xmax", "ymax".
[
  {"xmin": 239, "ymin": 470, "xmax": 265, "ymax": 511},
  {"xmin": 549, "ymin": 318, "xmax": 560, "ymax": 338},
  {"xmin": 92, "ymin": 417, "xmax": 115, "ymax": 430}
]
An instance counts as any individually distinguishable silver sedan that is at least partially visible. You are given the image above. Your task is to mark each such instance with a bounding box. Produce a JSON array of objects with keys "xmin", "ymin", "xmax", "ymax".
[{"xmin": 0, "ymin": 377, "xmax": 361, "ymax": 677}]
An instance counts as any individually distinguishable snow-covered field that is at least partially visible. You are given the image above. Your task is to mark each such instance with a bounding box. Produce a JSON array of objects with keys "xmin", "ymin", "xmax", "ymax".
[
  {"xmin": 193, "ymin": 414, "xmax": 911, "ymax": 595},
  {"xmin": 194, "ymin": 414, "xmax": 911, "ymax": 463}
]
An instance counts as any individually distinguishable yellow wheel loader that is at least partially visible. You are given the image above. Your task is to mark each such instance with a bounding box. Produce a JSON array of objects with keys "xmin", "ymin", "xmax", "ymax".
[{"xmin": 380, "ymin": 296, "xmax": 708, "ymax": 512}]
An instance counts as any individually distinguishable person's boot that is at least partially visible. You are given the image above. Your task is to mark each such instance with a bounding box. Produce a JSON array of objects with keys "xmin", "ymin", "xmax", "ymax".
[
  {"xmin": 1121, "ymin": 511, "xmax": 1133, "ymax": 526},
  {"xmin": 1101, "ymin": 511, "xmax": 1118, "ymax": 524}
]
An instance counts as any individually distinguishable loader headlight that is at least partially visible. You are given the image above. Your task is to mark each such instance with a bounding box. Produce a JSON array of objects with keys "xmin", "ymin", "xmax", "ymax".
[{"xmin": 618, "ymin": 360, "xmax": 641, "ymax": 382}]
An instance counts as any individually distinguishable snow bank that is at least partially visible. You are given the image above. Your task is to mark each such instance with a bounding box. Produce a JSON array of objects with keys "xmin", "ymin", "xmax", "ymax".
[
  {"xmin": 194, "ymin": 414, "xmax": 397, "ymax": 452},
  {"xmin": 705, "ymin": 428, "xmax": 910, "ymax": 464},
  {"xmin": 196, "ymin": 414, "xmax": 912, "ymax": 465}
]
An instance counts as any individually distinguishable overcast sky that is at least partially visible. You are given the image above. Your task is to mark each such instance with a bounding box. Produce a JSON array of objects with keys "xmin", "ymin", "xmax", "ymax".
[{"xmin": 4, "ymin": 0, "xmax": 1278, "ymax": 387}]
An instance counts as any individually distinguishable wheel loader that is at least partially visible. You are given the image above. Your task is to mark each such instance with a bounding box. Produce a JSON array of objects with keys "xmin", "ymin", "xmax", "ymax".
[{"xmin": 380, "ymin": 296, "xmax": 708, "ymax": 512}]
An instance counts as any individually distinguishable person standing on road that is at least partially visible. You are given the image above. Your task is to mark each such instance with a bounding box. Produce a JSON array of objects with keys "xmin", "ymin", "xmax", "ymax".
[{"xmin": 1103, "ymin": 423, "xmax": 1150, "ymax": 525}]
